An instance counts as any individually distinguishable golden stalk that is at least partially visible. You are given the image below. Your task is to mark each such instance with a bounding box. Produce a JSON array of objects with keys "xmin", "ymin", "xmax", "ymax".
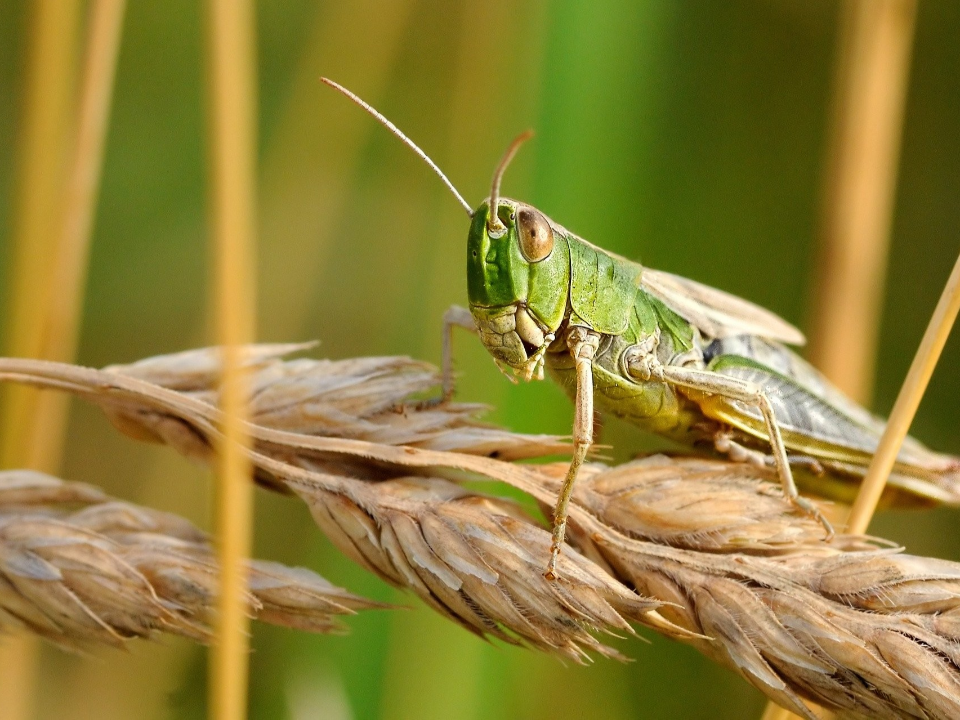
[
  {"xmin": 27, "ymin": 0, "xmax": 128, "ymax": 468},
  {"xmin": 847, "ymin": 251, "xmax": 960, "ymax": 533},
  {"xmin": 0, "ymin": 0, "xmax": 80, "ymax": 467},
  {"xmin": 0, "ymin": 0, "xmax": 78, "ymax": 711},
  {"xmin": 771, "ymin": 3, "xmax": 918, "ymax": 717},
  {"xmin": 0, "ymin": 2, "xmax": 123, "ymax": 718},
  {"xmin": 0, "ymin": 637, "xmax": 40, "ymax": 720},
  {"xmin": 205, "ymin": 1, "xmax": 258, "ymax": 719},
  {"xmin": 806, "ymin": 0, "xmax": 917, "ymax": 403}
]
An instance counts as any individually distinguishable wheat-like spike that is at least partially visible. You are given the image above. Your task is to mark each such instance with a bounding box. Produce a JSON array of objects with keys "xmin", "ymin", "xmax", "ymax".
[
  {"xmin": 0, "ymin": 469, "xmax": 383, "ymax": 649},
  {"xmin": 4, "ymin": 348, "xmax": 960, "ymax": 716},
  {"xmin": 292, "ymin": 473, "xmax": 662, "ymax": 661},
  {"xmin": 102, "ymin": 346, "xmax": 568, "ymax": 463},
  {"xmin": 572, "ymin": 502, "xmax": 960, "ymax": 719}
]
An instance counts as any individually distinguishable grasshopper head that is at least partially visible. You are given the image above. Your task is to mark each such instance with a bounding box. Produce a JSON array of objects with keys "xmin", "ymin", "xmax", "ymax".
[
  {"xmin": 466, "ymin": 199, "xmax": 570, "ymax": 375},
  {"xmin": 319, "ymin": 80, "xmax": 570, "ymax": 376}
]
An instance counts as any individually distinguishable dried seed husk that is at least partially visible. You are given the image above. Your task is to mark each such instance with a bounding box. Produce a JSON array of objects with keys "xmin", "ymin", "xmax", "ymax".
[
  {"xmin": 0, "ymin": 470, "xmax": 383, "ymax": 649},
  {"xmin": 4, "ymin": 348, "xmax": 960, "ymax": 717}
]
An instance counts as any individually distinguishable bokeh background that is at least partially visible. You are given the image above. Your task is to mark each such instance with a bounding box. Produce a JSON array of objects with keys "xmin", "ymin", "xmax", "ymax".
[{"xmin": 1, "ymin": 1, "xmax": 959, "ymax": 718}]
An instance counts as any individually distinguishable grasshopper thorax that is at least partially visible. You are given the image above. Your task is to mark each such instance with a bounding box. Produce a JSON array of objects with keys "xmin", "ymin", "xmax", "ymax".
[{"xmin": 467, "ymin": 199, "xmax": 570, "ymax": 374}]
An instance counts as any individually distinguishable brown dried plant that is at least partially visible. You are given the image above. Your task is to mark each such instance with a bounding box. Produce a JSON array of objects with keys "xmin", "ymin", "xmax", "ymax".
[
  {"xmin": 2, "ymin": 346, "xmax": 960, "ymax": 718},
  {"xmin": 0, "ymin": 468, "xmax": 382, "ymax": 649}
]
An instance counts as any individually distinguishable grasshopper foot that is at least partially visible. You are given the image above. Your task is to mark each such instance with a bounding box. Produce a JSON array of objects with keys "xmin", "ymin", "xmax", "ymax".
[
  {"xmin": 544, "ymin": 544, "xmax": 561, "ymax": 582},
  {"xmin": 791, "ymin": 494, "xmax": 835, "ymax": 541},
  {"xmin": 545, "ymin": 521, "xmax": 567, "ymax": 582}
]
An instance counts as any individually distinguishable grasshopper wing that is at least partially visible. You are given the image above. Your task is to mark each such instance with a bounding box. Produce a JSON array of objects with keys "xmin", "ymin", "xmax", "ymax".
[
  {"xmin": 639, "ymin": 268, "xmax": 805, "ymax": 345},
  {"xmin": 695, "ymin": 351, "xmax": 960, "ymax": 505}
]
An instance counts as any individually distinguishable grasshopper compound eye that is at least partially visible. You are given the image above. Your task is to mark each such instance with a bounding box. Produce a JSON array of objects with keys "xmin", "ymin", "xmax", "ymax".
[{"xmin": 517, "ymin": 207, "xmax": 554, "ymax": 262}]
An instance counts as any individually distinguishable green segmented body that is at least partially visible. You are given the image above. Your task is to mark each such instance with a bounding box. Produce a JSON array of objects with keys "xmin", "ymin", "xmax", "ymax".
[
  {"xmin": 467, "ymin": 199, "xmax": 960, "ymax": 507},
  {"xmin": 545, "ymin": 289, "xmax": 704, "ymax": 439}
]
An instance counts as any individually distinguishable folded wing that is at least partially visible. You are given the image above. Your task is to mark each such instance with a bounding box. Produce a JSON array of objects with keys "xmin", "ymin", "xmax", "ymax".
[{"xmin": 640, "ymin": 267, "xmax": 806, "ymax": 345}]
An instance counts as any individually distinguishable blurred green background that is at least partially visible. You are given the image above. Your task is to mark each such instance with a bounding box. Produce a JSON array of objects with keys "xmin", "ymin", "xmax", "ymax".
[{"xmin": 1, "ymin": 1, "xmax": 959, "ymax": 718}]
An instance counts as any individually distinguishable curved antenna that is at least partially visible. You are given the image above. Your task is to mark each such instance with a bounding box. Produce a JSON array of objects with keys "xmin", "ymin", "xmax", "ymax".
[
  {"xmin": 320, "ymin": 78, "xmax": 473, "ymax": 217},
  {"xmin": 487, "ymin": 130, "xmax": 534, "ymax": 236}
]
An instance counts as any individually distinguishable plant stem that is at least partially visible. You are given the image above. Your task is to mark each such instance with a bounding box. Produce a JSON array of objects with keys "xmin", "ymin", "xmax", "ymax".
[
  {"xmin": 806, "ymin": 0, "xmax": 917, "ymax": 404},
  {"xmin": 768, "ymin": 1, "xmax": 917, "ymax": 718},
  {"xmin": 847, "ymin": 251, "xmax": 960, "ymax": 533},
  {"xmin": 206, "ymin": 1, "xmax": 258, "ymax": 719},
  {"xmin": 0, "ymin": 1, "xmax": 123, "ymax": 717},
  {"xmin": 29, "ymin": 0, "xmax": 127, "ymax": 467}
]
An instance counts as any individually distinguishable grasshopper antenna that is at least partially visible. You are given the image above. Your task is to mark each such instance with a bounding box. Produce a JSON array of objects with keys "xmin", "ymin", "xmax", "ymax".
[
  {"xmin": 320, "ymin": 77, "xmax": 473, "ymax": 217},
  {"xmin": 487, "ymin": 130, "xmax": 534, "ymax": 237}
]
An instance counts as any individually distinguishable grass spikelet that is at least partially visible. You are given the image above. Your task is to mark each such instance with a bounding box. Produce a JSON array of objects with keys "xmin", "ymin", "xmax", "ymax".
[
  {"xmin": 3, "ymin": 347, "xmax": 960, "ymax": 717},
  {"xmin": 0, "ymin": 469, "xmax": 382, "ymax": 649},
  {"xmin": 296, "ymin": 474, "xmax": 660, "ymax": 661},
  {"xmin": 103, "ymin": 345, "xmax": 568, "ymax": 462}
]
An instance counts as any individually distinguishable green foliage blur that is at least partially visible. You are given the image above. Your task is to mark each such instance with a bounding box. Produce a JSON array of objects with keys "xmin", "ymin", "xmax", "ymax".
[{"xmin": 1, "ymin": 1, "xmax": 959, "ymax": 718}]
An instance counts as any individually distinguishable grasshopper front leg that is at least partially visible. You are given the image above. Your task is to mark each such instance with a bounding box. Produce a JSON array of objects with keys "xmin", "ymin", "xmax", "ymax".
[
  {"xmin": 658, "ymin": 364, "xmax": 835, "ymax": 539},
  {"xmin": 545, "ymin": 325, "xmax": 601, "ymax": 580},
  {"xmin": 441, "ymin": 305, "xmax": 478, "ymax": 401}
]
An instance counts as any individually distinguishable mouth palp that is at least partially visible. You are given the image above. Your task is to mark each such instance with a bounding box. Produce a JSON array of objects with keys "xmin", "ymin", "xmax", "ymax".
[{"xmin": 472, "ymin": 304, "xmax": 554, "ymax": 381}]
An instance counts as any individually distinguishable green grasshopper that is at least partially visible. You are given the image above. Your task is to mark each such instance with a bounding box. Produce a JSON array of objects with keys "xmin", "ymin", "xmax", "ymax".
[{"xmin": 322, "ymin": 79, "xmax": 960, "ymax": 579}]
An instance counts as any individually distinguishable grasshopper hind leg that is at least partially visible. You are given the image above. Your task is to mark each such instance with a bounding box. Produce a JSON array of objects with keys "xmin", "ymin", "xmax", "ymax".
[{"xmin": 644, "ymin": 363, "xmax": 835, "ymax": 540}]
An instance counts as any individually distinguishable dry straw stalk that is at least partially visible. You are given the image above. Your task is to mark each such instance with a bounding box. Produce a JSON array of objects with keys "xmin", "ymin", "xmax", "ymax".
[
  {"xmin": 1, "ymin": 2, "xmax": 127, "ymax": 717},
  {"xmin": 205, "ymin": 0, "xmax": 259, "ymax": 718},
  {"xmin": 792, "ymin": 2, "xmax": 920, "ymax": 717},
  {"xmin": 2, "ymin": 346, "xmax": 960, "ymax": 718}
]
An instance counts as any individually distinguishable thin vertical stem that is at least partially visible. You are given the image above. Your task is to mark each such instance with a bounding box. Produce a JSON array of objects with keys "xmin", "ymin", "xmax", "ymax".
[
  {"xmin": 806, "ymin": 0, "xmax": 917, "ymax": 404},
  {"xmin": 0, "ymin": 2, "xmax": 122, "ymax": 718},
  {"xmin": 847, "ymin": 252, "xmax": 960, "ymax": 533},
  {"xmin": 0, "ymin": 637, "xmax": 41, "ymax": 720},
  {"xmin": 0, "ymin": 6, "xmax": 79, "ymax": 714},
  {"xmin": 0, "ymin": 0, "xmax": 81, "ymax": 467},
  {"xmin": 206, "ymin": 1, "xmax": 258, "ymax": 719},
  {"xmin": 29, "ymin": 0, "xmax": 128, "ymax": 467},
  {"xmin": 765, "ymin": 2, "xmax": 917, "ymax": 719}
]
